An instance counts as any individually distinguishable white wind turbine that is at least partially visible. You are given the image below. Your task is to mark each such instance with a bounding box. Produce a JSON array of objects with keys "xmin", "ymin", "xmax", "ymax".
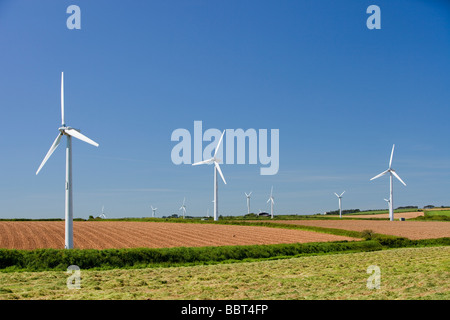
[
  {"xmin": 334, "ymin": 191, "xmax": 345, "ymax": 218},
  {"xmin": 245, "ymin": 191, "xmax": 252, "ymax": 215},
  {"xmin": 98, "ymin": 205, "xmax": 106, "ymax": 219},
  {"xmin": 370, "ymin": 144, "xmax": 406, "ymax": 221},
  {"xmin": 384, "ymin": 198, "xmax": 390, "ymax": 210},
  {"xmin": 179, "ymin": 197, "xmax": 186, "ymax": 218},
  {"xmin": 267, "ymin": 186, "xmax": 274, "ymax": 219},
  {"xmin": 192, "ymin": 130, "xmax": 227, "ymax": 221},
  {"xmin": 36, "ymin": 72, "xmax": 99, "ymax": 249},
  {"xmin": 151, "ymin": 205, "xmax": 157, "ymax": 218}
]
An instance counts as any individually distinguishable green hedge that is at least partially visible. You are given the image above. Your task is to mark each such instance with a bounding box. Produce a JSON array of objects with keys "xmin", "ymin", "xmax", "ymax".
[
  {"xmin": 1, "ymin": 237, "xmax": 448, "ymax": 272},
  {"xmin": 0, "ymin": 240, "xmax": 383, "ymax": 271}
]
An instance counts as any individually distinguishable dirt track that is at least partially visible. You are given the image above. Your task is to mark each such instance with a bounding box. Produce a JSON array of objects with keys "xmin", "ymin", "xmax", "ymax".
[
  {"xmin": 271, "ymin": 220, "xmax": 450, "ymax": 240},
  {"xmin": 0, "ymin": 221, "xmax": 357, "ymax": 250}
]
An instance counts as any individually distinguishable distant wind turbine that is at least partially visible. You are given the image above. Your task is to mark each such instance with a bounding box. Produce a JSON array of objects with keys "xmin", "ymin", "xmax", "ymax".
[
  {"xmin": 334, "ymin": 191, "xmax": 345, "ymax": 218},
  {"xmin": 267, "ymin": 186, "xmax": 274, "ymax": 219},
  {"xmin": 151, "ymin": 205, "xmax": 157, "ymax": 218},
  {"xmin": 245, "ymin": 191, "xmax": 252, "ymax": 214},
  {"xmin": 36, "ymin": 72, "xmax": 99, "ymax": 249},
  {"xmin": 179, "ymin": 197, "xmax": 186, "ymax": 218},
  {"xmin": 370, "ymin": 144, "xmax": 406, "ymax": 221},
  {"xmin": 97, "ymin": 205, "xmax": 106, "ymax": 219},
  {"xmin": 192, "ymin": 130, "xmax": 227, "ymax": 221}
]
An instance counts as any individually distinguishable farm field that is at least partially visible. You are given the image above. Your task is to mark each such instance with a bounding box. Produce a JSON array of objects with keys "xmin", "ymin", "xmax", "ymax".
[
  {"xmin": 268, "ymin": 220, "xmax": 450, "ymax": 240},
  {"xmin": 0, "ymin": 221, "xmax": 357, "ymax": 250},
  {"xmin": 424, "ymin": 210, "xmax": 450, "ymax": 217},
  {"xmin": 344, "ymin": 211, "xmax": 424, "ymax": 220},
  {"xmin": 0, "ymin": 246, "xmax": 448, "ymax": 300}
]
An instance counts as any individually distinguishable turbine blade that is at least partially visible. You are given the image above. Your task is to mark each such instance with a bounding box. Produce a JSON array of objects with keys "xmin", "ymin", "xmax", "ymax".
[
  {"xmin": 36, "ymin": 133, "xmax": 63, "ymax": 175},
  {"xmin": 213, "ymin": 130, "xmax": 225, "ymax": 158},
  {"xmin": 370, "ymin": 169, "xmax": 389, "ymax": 181},
  {"xmin": 267, "ymin": 198, "xmax": 270, "ymax": 203},
  {"xmin": 192, "ymin": 158, "xmax": 214, "ymax": 166},
  {"xmin": 61, "ymin": 72, "xmax": 65, "ymax": 125},
  {"xmin": 334, "ymin": 193, "xmax": 339, "ymax": 197},
  {"xmin": 389, "ymin": 144, "xmax": 395, "ymax": 168},
  {"xmin": 340, "ymin": 191, "xmax": 346, "ymax": 197},
  {"xmin": 64, "ymin": 129, "xmax": 99, "ymax": 147},
  {"xmin": 214, "ymin": 162, "xmax": 227, "ymax": 184},
  {"xmin": 392, "ymin": 171, "xmax": 406, "ymax": 186},
  {"xmin": 249, "ymin": 191, "xmax": 252, "ymax": 196}
]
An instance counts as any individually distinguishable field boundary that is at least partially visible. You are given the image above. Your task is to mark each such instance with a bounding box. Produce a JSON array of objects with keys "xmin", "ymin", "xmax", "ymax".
[{"xmin": 0, "ymin": 237, "xmax": 448, "ymax": 272}]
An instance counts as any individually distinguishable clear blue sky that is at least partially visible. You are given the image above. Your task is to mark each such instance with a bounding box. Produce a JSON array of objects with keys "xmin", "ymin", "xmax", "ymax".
[{"xmin": 1, "ymin": 0, "xmax": 449, "ymax": 219}]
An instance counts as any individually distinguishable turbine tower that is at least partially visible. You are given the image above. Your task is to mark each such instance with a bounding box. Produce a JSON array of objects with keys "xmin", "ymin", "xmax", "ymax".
[
  {"xmin": 36, "ymin": 72, "xmax": 99, "ymax": 249},
  {"xmin": 267, "ymin": 186, "xmax": 274, "ymax": 219},
  {"xmin": 151, "ymin": 205, "xmax": 157, "ymax": 218},
  {"xmin": 334, "ymin": 191, "xmax": 345, "ymax": 218},
  {"xmin": 370, "ymin": 144, "xmax": 406, "ymax": 221},
  {"xmin": 192, "ymin": 130, "xmax": 227, "ymax": 221},
  {"xmin": 179, "ymin": 197, "xmax": 186, "ymax": 218},
  {"xmin": 245, "ymin": 191, "xmax": 252, "ymax": 215}
]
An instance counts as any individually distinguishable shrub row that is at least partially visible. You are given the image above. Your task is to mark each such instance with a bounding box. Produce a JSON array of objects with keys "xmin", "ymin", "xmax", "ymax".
[{"xmin": 0, "ymin": 240, "xmax": 383, "ymax": 271}]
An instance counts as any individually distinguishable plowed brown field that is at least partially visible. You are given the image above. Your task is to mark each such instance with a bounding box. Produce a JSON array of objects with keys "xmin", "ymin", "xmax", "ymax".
[
  {"xmin": 344, "ymin": 211, "xmax": 424, "ymax": 219},
  {"xmin": 270, "ymin": 220, "xmax": 450, "ymax": 240},
  {"xmin": 0, "ymin": 221, "xmax": 357, "ymax": 250}
]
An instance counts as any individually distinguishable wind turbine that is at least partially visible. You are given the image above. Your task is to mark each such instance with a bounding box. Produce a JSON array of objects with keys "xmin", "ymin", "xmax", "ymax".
[
  {"xmin": 151, "ymin": 205, "xmax": 157, "ymax": 218},
  {"xmin": 179, "ymin": 197, "xmax": 186, "ymax": 218},
  {"xmin": 267, "ymin": 186, "xmax": 274, "ymax": 219},
  {"xmin": 192, "ymin": 130, "xmax": 227, "ymax": 221},
  {"xmin": 384, "ymin": 198, "xmax": 390, "ymax": 210},
  {"xmin": 245, "ymin": 191, "xmax": 252, "ymax": 215},
  {"xmin": 98, "ymin": 205, "xmax": 106, "ymax": 219},
  {"xmin": 334, "ymin": 191, "xmax": 345, "ymax": 218},
  {"xmin": 370, "ymin": 144, "xmax": 406, "ymax": 221},
  {"xmin": 36, "ymin": 72, "xmax": 99, "ymax": 249}
]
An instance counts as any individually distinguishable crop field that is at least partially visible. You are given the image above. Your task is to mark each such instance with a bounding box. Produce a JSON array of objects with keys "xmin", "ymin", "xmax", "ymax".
[
  {"xmin": 266, "ymin": 220, "xmax": 450, "ymax": 240},
  {"xmin": 0, "ymin": 221, "xmax": 357, "ymax": 250},
  {"xmin": 344, "ymin": 211, "xmax": 424, "ymax": 220},
  {"xmin": 0, "ymin": 246, "xmax": 448, "ymax": 300},
  {"xmin": 424, "ymin": 210, "xmax": 450, "ymax": 217}
]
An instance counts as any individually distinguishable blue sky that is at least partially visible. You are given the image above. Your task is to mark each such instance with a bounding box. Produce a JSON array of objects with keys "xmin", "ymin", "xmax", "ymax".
[{"xmin": 0, "ymin": 0, "xmax": 449, "ymax": 219}]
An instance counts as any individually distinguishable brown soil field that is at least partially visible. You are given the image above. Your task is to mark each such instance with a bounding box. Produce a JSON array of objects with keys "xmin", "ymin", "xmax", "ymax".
[
  {"xmin": 270, "ymin": 220, "xmax": 450, "ymax": 240},
  {"xmin": 0, "ymin": 221, "xmax": 357, "ymax": 250},
  {"xmin": 345, "ymin": 211, "xmax": 424, "ymax": 219}
]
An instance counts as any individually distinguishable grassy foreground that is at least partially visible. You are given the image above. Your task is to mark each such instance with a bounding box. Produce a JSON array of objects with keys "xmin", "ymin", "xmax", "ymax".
[{"xmin": 0, "ymin": 246, "xmax": 448, "ymax": 300}]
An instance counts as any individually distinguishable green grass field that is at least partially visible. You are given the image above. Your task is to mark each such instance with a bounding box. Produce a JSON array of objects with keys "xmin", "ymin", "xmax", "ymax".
[
  {"xmin": 424, "ymin": 210, "xmax": 450, "ymax": 217},
  {"xmin": 1, "ymin": 246, "xmax": 448, "ymax": 300}
]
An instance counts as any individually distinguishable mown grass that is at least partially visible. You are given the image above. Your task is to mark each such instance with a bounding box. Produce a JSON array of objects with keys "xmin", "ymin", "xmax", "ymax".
[{"xmin": 0, "ymin": 246, "xmax": 448, "ymax": 300}]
